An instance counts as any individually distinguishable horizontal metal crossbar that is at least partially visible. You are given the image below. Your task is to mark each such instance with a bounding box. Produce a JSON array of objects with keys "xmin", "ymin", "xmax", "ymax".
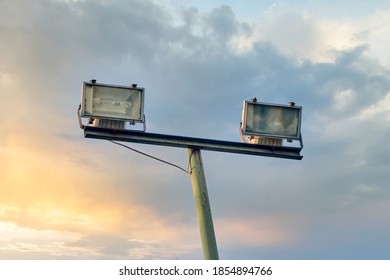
[{"xmin": 84, "ymin": 126, "xmax": 303, "ymax": 160}]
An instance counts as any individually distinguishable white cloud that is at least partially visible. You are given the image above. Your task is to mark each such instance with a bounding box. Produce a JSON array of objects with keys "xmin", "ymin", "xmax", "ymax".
[
  {"xmin": 359, "ymin": 91, "xmax": 390, "ymax": 121},
  {"xmin": 229, "ymin": 5, "xmax": 358, "ymax": 62},
  {"xmin": 332, "ymin": 89, "xmax": 356, "ymax": 110},
  {"xmin": 0, "ymin": 221, "xmax": 83, "ymax": 259},
  {"xmin": 230, "ymin": 4, "xmax": 390, "ymax": 66},
  {"xmin": 358, "ymin": 10, "xmax": 390, "ymax": 66}
]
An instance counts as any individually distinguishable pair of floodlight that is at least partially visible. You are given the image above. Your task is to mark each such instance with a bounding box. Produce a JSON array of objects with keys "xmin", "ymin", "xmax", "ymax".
[{"xmin": 79, "ymin": 81, "xmax": 302, "ymax": 147}]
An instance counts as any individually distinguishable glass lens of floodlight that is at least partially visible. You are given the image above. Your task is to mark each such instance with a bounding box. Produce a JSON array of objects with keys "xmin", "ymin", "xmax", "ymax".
[
  {"xmin": 84, "ymin": 84, "xmax": 143, "ymax": 121},
  {"xmin": 244, "ymin": 103, "xmax": 301, "ymax": 138}
]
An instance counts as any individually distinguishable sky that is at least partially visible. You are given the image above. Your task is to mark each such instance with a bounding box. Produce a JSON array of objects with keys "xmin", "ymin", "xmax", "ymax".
[{"xmin": 1, "ymin": 0, "xmax": 390, "ymax": 260}]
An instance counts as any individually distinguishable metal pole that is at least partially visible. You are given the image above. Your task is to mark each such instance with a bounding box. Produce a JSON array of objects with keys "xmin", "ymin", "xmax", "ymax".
[{"xmin": 187, "ymin": 148, "xmax": 219, "ymax": 260}]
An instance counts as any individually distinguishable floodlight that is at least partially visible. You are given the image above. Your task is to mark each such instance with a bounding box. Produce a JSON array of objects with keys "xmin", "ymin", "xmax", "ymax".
[
  {"xmin": 79, "ymin": 81, "xmax": 146, "ymax": 131},
  {"xmin": 81, "ymin": 81, "xmax": 145, "ymax": 123},
  {"xmin": 241, "ymin": 100, "xmax": 302, "ymax": 146}
]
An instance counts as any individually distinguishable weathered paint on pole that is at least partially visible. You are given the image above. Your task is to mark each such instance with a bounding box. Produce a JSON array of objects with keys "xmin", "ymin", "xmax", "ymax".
[{"xmin": 188, "ymin": 148, "xmax": 219, "ymax": 260}]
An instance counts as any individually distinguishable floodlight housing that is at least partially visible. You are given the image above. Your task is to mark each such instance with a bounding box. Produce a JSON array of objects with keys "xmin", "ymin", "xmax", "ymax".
[
  {"xmin": 81, "ymin": 81, "xmax": 145, "ymax": 123},
  {"xmin": 241, "ymin": 101, "xmax": 302, "ymax": 140}
]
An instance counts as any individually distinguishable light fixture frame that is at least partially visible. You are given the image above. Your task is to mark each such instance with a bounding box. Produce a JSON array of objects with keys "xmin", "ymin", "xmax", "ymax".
[
  {"xmin": 80, "ymin": 81, "xmax": 145, "ymax": 123},
  {"xmin": 241, "ymin": 101, "xmax": 302, "ymax": 140}
]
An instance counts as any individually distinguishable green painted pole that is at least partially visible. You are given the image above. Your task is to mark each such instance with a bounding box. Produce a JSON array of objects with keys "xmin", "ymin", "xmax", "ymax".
[{"xmin": 187, "ymin": 148, "xmax": 219, "ymax": 260}]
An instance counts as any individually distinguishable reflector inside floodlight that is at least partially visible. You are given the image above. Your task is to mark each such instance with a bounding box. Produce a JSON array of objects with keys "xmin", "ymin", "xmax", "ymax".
[
  {"xmin": 81, "ymin": 82, "xmax": 145, "ymax": 122},
  {"xmin": 242, "ymin": 101, "xmax": 302, "ymax": 139}
]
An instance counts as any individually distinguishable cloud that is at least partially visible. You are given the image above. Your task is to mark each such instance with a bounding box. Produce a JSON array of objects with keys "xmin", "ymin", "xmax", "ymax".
[
  {"xmin": 1, "ymin": 0, "xmax": 390, "ymax": 259},
  {"xmin": 234, "ymin": 3, "xmax": 390, "ymax": 66},
  {"xmin": 359, "ymin": 91, "xmax": 390, "ymax": 121}
]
